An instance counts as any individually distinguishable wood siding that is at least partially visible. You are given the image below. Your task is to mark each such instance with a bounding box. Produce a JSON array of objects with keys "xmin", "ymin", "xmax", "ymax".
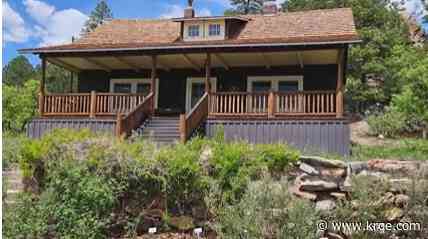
[
  {"xmin": 26, "ymin": 118, "xmax": 116, "ymax": 138},
  {"xmin": 205, "ymin": 119, "xmax": 350, "ymax": 155}
]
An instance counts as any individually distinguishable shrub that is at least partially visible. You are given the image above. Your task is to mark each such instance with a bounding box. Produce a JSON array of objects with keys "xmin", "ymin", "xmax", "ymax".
[
  {"xmin": 2, "ymin": 132, "xmax": 28, "ymax": 169},
  {"xmin": 367, "ymin": 110, "xmax": 407, "ymax": 137},
  {"xmin": 212, "ymin": 176, "xmax": 320, "ymax": 238},
  {"xmin": 10, "ymin": 129, "xmax": 302, "ymax": 238}
]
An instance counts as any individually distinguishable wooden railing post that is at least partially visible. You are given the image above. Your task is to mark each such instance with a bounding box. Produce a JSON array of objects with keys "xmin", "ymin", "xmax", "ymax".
[
  {"xmin": 115, "ymin": 112, "xmax": 123, "ymax": 138},
  {"xmin": 336, "ymin": 49, "xmax": 345, "ymax": 118},
  {"xmin": 179, "ymin": 114, "xmax": 187, "ymax": 143},
  {"xmin": 268, "ymin": 91, "xmax": 275, "ymax": 118},
  {"xmin": 38, "ymin": 92, "xmax": 44, "ymax": 116},
  {"xmin": 90, "ymin": 90, "xmax": 96, "ymax": 118}
]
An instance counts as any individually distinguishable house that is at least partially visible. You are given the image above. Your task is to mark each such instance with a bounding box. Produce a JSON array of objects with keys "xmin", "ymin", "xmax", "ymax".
[{"xmin": 20, "ymin": 1, "xmax": 360, "ymax": 155}]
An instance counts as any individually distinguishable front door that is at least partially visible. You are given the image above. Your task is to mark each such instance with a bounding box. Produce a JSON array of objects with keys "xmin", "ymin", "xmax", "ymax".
[{"xmin": 186, "ymin": 77, "xmax": 217, "ymax": 113}]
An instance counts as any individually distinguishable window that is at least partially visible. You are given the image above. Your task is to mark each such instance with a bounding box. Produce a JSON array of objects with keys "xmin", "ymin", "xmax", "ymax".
[
  {"xmin": 247, "ymin": 76, "xmax": 303, "ymax": 92},
  {"xmin": 208, "ymin": 24, "xmax": 221, "ymax": 36},
  {"xmin": 113, "ymin": 83, "xmax": 132, "ymax": 93},
  {"xmin": 278, "ymin": 81, "xmax": 299, "ymax": 92},
  {"xmin": 188, "ymin": 25, "xmax": 200, "ymax": 37},
  {"xmin": 137, "ymin": 83, "xmax": 151, "ymax": 96},
  {"xmin": 252, "ymin": 81, "xmax": 272, "ymax": 92}
]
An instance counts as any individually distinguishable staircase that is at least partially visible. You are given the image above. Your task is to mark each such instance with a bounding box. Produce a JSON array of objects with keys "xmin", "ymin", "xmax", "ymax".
[{"xmin": 138, "ymin": 116, "xmax": 181, "ymax": 144}]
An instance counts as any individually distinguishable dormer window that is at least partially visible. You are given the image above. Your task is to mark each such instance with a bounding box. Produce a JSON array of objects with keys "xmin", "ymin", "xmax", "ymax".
[
  {"xmin": 208, "ymin": 24, "xmax": 221, "ymax": 36},
  {"xmin": 188, "ymin": 25, "xmax": 200, "ymax": 37}
]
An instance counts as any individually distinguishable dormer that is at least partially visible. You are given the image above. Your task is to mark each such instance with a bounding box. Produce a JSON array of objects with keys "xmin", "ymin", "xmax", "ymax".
[
  {"xmin": 173, "ymin": 2, "xmax": 248, "ymax": 41},
  {"xmin": 173, "ymin": 16, "xmax": 248, "ymax": 41}
]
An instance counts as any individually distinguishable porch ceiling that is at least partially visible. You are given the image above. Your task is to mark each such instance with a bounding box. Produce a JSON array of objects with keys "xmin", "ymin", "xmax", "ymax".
[{"xmin": 47, "ymin": 49, "xmax": 340, "ymax": 72}]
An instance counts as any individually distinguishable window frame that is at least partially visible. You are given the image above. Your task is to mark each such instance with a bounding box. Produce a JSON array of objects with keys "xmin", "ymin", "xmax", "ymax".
[
  {"xmin": 110, "ymin": 78, "xmax": 158, "ymax": 108},
  {"xmin": 188, "ymin": 24, "xmax": 200, "ymax": 38},
  {"xmin": 208, "ymin": 24, "xmax": 221, "ymax": 36},
  {"xmin": 247, "ymin": 76, "xmax": 303, "ymax": 92}
]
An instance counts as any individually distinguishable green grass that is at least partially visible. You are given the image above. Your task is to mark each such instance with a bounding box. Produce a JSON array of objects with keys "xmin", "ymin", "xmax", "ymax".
[{"xmin": 350, "ymin": 139, "xmax": 428, "ymax": 161}]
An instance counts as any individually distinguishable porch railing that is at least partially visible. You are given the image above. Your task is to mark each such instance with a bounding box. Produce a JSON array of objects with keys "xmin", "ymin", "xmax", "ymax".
[
  {"xmin": 40, "ymin": 91, "xmax": 146, "ymax": 117},
  {"xmin": 180, "ymin": 92, "xmax": 209, "ymax": 143},
  {"xmin": 117, "ymin": 92, "xmax": 154, "ymax": 137},
  {"xmin": 208, "ymin": 91, "xmax": 337, "ymax": 117}
]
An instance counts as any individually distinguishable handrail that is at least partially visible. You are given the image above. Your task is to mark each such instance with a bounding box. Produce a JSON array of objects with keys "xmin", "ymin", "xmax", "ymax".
[
  {"xmin": 179, "ymin": 92, "xmax": 209, "ymax": 143},
  {"xmin": 117, "ymin": 92, "xmax": 154, "ymax": 137}
]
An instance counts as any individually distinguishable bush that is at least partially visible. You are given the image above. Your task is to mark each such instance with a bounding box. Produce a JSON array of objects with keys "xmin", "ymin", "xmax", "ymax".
[
  {"xmin": 212, "ymin": 176, "xmax": 320, "ymax": 239},
  {"xmin": 7, "ymin": 129, "xmax": 301, "ymax": 238},
  {"xmin": 2, "ymin": 132, "xmax": 28, "ymax": 169},
  {"xmin": 367, "ymin": 110, "xmax": 407, "ymax": 137}
]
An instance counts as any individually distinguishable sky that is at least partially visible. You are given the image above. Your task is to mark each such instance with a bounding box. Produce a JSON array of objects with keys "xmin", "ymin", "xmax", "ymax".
[{"xmin": 2, "ymin": 0, "xmax": 427, "ymax": 67}]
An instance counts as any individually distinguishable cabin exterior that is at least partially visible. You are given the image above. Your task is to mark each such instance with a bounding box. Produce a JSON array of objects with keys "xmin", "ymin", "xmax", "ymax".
[{"xmin": 21, "ymin": 2, "xmax": 360, "ymax": 155}]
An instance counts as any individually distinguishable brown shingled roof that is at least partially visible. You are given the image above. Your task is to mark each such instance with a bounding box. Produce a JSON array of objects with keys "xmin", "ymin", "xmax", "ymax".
[{"xmin": 21, "ymin": 8, "xmax": 360, "ymax": 53}]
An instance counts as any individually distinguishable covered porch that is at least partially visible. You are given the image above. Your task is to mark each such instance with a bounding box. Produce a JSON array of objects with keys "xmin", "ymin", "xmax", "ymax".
[{"xmin": 35, "ymin": 46, "xmax": 347, "ymax": 140}]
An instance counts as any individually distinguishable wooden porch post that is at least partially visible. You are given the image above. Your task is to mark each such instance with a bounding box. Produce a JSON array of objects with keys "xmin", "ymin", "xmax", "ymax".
[
  {"xmin": 151, "ymin": 55, "xmax": 157, "ymax": 113},
  {"xmin": 268, "ymin": 91, "xmax": 275, "ymax": 118},
  {"xmin": 205, "ymin": 53, "xmax": 211, "ymax": 93},
  {"xmin": 38, "ymin": 57, "xmax": 46, "ymax": 116},
  {"xmin": 179, "ymin": 114, "xmax": 186, "ymax": 143},
  {"xmin": 336, "ymin": 49, "xmax": 345, "ymax": 118},
  {"xmin": 89, "ymin": 90, "xmax": 97, "ymax": 118}
]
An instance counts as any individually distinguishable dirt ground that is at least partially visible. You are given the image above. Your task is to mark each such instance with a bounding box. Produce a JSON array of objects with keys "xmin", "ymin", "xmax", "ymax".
[{"xmin": 350, "ymin": 120, "xmax": 400, "ymax": 147}]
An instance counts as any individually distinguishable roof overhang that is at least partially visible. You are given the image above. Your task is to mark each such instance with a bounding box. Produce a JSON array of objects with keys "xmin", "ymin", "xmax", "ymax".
[{"xmin": 19, "ymin": 39, "xmax": 362, "ymax": 55}]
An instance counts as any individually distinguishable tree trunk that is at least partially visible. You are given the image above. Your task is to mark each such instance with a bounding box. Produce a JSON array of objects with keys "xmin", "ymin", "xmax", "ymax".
[{"xmin": 423, "ymin": 127, "xmax": 427, "ymax": 139}]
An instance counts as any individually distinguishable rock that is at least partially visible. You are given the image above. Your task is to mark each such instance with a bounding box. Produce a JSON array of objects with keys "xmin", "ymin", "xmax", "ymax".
[
  {"xmin": 300, "ymin": 156, "xmax": 347, "ymax": 169},
  {"xmin": 358, "ymin": 170, "xmax": 390, "ymax": 179},
  {"xmin": 378, "ymin": 134, "xmax": 385, "ymax": 139},
  {"xmin": 394, "ymin": 194, "xmax": 410, "ymax": 208},
  {"xmin": 168, "ymin": 216, "xmax": 195, "ymax": 231},
  {"xmin": 300, "ymin": 180, "xmax": 338, "ymax": 192},
  {"xmin": 340, "ymin": 166, "xmax": 352, "ymax": 192},
  {"xmin": 299, "ymin": 163, "xmax": 319, "ymax": 175},
  {"xmin": 348, "ymin": 162, "xmax": 368, "ymax": 174},
  {"xmin": 367, "ymin": 159, "xmax": 419, "ymax": 175},
  {"xmin": 330, "ymin": 192, "xmax": 347, "ymax": 200},
  {"xmin": 315, "ymin": 199, "xmax": 336, "ymax": 211},
  {"xmin": 289, "ymin": 185, "xmax": 317, "ymax": 201},
  {"xmin": 319, "ymin": 168, "xmax": 346, "ymax": 178},
  {"xmin": 385, "ymin": 207, "xmax": 404, "ymax": 222}
]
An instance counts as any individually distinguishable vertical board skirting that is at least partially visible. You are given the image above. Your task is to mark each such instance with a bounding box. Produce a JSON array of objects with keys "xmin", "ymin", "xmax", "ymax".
[
  {"xmin": 206, "ymin": 119, "xmax": 350, "ymax": 156},
  {"xmin": 26, "ymin": 118, "xmax": 117, "ymax": 138}
]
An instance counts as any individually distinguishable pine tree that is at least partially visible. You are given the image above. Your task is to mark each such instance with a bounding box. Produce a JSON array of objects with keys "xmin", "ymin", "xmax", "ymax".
[
  {"xmin": 225, "ymin": 0, "xmax": 264, "ymax": 15},
  {"xmin": 2, "ymin": 56, "xmax": 35, "ymax": 87},
  {"xmin": 81, "ymin": 0, "xmax": 113, "ymax": 34}
]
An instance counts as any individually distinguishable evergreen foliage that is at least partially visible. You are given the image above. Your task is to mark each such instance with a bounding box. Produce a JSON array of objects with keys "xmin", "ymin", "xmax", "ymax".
[
  {"xmin": 81, "ymin": 0, "xmax": 113, "ymax": 34},
  {"xmin": 225, "ymin": 0, "xmax": 263, "ymax": 15}
]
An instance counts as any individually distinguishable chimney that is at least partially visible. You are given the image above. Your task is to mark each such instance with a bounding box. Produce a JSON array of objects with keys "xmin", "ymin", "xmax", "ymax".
[
  {"xmin": 263, "ymin": 0, "xmax": 278, "ymax": 15},
  {"xmin": 184, "ymin": 0, "xmax": 195, "ymax": 18}
]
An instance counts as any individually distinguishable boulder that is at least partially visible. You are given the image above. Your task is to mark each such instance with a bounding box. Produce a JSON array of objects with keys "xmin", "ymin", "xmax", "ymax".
[
  {"xmin": 367, "ymin": 159, "xmax": 419, "ymax": 175},
  {"xmin": 289, "ymin": 185, "xmax": 317, "ymax": 201},
  {"xmin": 348, "ymin": 162, "xmax": 368, "ymax": 174},
  {"xmin": 300, "ymin": 180, "xmax": 338, "ymax": 192},
  {"xmin": 340, "ymin": 166, "xmax": 352, "ymax": 192},
  {"xmin": 315, "ymin": 199, "xmax": 336, "ymax": 211},
  {"xmin": 319, "ymin": 168, "xmax": 346, "ymax": 178},
  {"xmin": 300, "ymin": 156, "xmax": 347, "ymax": 169},
  {"xmin": 299, "ymin": 163, "xmax": 319, "ymax": 175}
]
